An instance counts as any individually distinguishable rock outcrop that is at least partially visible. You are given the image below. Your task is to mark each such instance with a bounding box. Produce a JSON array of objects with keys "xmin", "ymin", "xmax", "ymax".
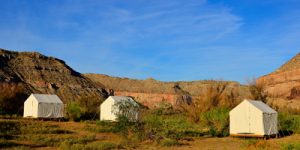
[
  {"xmin": 0, "ymin": 48, "xmax": 108, "ymax": 104},
  {"xmin": 257, "ymin": 53, "xmax": 300, "ymax": 98},
  {"xmin": 257, "ymin": 53, "xmax": 300, "ymax": 111}
]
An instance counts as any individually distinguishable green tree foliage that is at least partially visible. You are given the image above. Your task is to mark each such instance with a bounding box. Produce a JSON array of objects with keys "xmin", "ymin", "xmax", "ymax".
[{"xmin": 113, "ymin": 99, "xmax": 141, "ymax": 122}]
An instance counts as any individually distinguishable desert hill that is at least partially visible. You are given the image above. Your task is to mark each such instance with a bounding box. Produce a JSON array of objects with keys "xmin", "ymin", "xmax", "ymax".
[
  {"xmin": 0, "ymin": 48, "xmax": 108, "ymax": 113},
  {"xmin": 257, "ymin": 52, "xmax": 300, "ymax": 111},
  {"xmin": 85, "ymin": 74, "xmax": 252, "ymax": 108},
  {"xmin": 275, "ymin": 53, "xmax": 300, "ymax": 73}
]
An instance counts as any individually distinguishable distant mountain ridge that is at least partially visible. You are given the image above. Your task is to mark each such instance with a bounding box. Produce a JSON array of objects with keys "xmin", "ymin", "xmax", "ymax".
[{"xmin": 85, "ymin": 73, "xmax": 252, "ymax": 108}]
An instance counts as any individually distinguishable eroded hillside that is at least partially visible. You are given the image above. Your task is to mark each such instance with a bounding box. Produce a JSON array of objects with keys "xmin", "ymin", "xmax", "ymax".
[
  {"xmin": 85, "ymin": 74, "xmax": 252, "ymax": 108},
  {"xmin": 0, "ymin": 48, "xmax": 108, "ymax": 113},
  {"xmin": 257, "ymin": 53, "xmax": 300, "ymax": 111}
]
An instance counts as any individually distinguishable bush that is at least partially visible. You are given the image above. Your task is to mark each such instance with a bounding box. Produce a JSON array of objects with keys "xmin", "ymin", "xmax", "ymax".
[
  {"xmin": 76, "ymin": 95, "xmax": 103, "ymax": 120},
  {"xmin": 278, "ymin": 113, "xmax": 300, "ymax": 134},
  {"xmin": 112, "ymin": 116, "xmax": 132, "ymax": 137},
  {"xmin": 112, "ymin": 110, "xmax": 203, "ymax": 145},
  {"xmin": 113, "ymin": 100, "xmax": 141, "ymax": 122},
  {"xmin": 200, "ymin": 107, "xmax": 230, "ymax": 137},
  {"xmin": 66, "ymin": 102, "xmax": 82, "ymax": 121},
  {"xmin": 179, "ymin": 82, "xmax": 238, "ymax": 123},
  {"xmin": 247, "ymin": 77, "xmax": 267, "ymax": 102}
]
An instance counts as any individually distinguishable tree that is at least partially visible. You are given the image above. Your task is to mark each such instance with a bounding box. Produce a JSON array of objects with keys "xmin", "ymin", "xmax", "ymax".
[{"xmin": 113, "ymin": 100, "xmax": 141, "ymax": 122}]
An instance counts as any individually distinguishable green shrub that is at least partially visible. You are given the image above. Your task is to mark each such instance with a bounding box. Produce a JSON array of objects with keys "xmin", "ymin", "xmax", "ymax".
[
  {"xmin": 113, "ymin": 116, "xmax": 131, "ymax": 135},
  {"xmin": 201, "ymin": 107, "xmax": 230, "ymax": 137},
  {"xmin": 66, "ymin": 102, "xmax": 82, "ymax": 121},
  {"xmin": 279, "ymin": 113, "xmax": 300, "ymax": 134},
  {"xmin": 76, "ymin": 96, "xmax": 104, "ymax": 120},
  {"xmin": 111, "ymin": 109, "xmax": 205, "ymax": 144},
  {"xmin": 113, "ymin": 100, "xmax": 141, "ymax": 122}
]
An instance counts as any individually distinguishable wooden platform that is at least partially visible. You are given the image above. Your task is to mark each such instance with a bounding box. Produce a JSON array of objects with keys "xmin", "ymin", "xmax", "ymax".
[
  {"xmin": 230, "ymin": 133, "xmax": 264, "ymax": 138},
  {"xmin": 230, "ymin": 133, "xmax": 278, "ymax": 139}
]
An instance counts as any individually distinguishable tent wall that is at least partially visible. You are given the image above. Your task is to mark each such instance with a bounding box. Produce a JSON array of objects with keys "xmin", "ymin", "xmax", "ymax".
[
  {"xmin": 37, "ymin": 103, "xmax": 64, "ymax": 118},
  {"xmin": 23, "ymin": 95, "xmax": 38, "ymax": 118},
  {"xmin": 100, "ymin": 97, "xmax": 118, "ymax": 121},
  {"xmin": 230, "ymin": 101, "xmax": 264, "ymax": 135},
  {"xmin": 263, "ymin": 113, "xmax": 278, "ymax": 135},
  {"xmin": 248, "ymin": 105, "xmax": 264, "ymax": 135}
]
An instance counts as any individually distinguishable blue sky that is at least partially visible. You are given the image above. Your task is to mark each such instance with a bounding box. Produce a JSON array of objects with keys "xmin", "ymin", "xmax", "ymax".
[{"xmin": 0, "ymin": 0, "xmax": 299, "ymax": 83}]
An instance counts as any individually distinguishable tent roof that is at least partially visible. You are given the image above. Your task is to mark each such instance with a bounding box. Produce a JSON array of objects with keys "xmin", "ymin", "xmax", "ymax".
[
  {"xmin": 246, "ymin": 100, "xmax": 277, "ymax": 113},
  {"xmin": 31, "ymin": 94, "xmax": 63, "ymax": 104}
]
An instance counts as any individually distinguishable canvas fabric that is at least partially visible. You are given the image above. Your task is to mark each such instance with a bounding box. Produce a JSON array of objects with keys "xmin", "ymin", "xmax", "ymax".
[
  {"xmin": 230, "ymin": 100, "xmax": 278, "ymax": 136},
  {"xmin": 23, "ymin": 94, "xmax": 64, "ymax": 118}
]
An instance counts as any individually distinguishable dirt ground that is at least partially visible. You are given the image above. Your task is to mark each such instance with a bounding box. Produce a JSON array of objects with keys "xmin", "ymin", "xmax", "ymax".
[
  {"xmin": 137, "ymin": 134, "xmax": 300, "ymax": 150},
  {"xmin": 52, "ymin": 121, "xmax": 300, "ymax": 150}
]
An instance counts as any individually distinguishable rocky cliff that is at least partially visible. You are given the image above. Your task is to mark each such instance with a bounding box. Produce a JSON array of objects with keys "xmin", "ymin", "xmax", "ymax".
[
  {"xmin": 0, "ymin": 48, "xmax": 108, "ymax": 106},
  {"xmin": 257, "ymin": 53, "xmax": 300, "ymax": 98},
  {"xmin": 257, "ymin": 53, "xmax": 300, "ymax": 111}
]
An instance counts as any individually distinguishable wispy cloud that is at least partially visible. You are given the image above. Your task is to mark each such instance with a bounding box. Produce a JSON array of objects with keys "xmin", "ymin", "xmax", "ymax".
[{"xmin": 0, "ymin": 0, "xmax": 299, "ymax": 82}]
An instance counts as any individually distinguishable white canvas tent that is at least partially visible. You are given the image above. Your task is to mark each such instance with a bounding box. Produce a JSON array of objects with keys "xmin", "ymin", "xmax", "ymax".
[
  {"xmin": 100, "ymin": 96, "xmax": 140, "ymax": 121},
  {"xmin": 23, "ymin": 94, "xmax": 64, "ymax": 118},
  {"xmin": 229, "ymin": 99, "xmax": 278, "ymax": 137}
]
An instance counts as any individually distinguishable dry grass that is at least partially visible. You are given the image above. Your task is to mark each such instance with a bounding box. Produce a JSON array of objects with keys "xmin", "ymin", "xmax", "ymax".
[
  {"xmin": 1, "ymin": 118, "xmax": 300, "ymax": 150},
  {"xmin": 179, "ymin": 82, "xmax": 239, "ymax": 123}
]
